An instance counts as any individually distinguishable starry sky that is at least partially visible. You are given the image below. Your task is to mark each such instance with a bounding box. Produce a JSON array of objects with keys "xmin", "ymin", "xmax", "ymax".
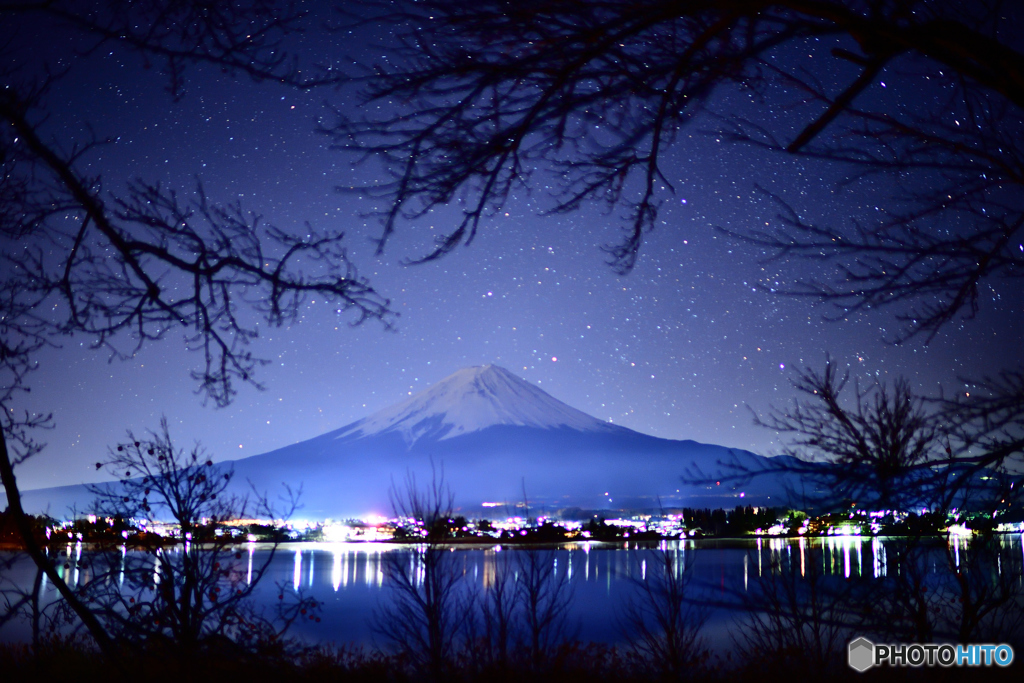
[{"xmin": 10, "ymin": 9, "xmax": 1022, "ymax": 491}]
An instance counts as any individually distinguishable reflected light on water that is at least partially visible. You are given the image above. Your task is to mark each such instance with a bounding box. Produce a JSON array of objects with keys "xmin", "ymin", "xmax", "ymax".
[
  {"xmin": 247, "ymin": 543, "xmax": 254, "ymax": 585},
  {"xmin": 951, "ymin": 535, "xmax": 969, "ymax": 569},
  {"xmin": 332, "ymin": 548, "xmax": 342, "ymax": 591},
  {"xmin": 872, "ymin": 537, "xmax": 886, "ymax": 578},
  {"xmin": 482, "ymin": 549, "xmax": 495, "ymax": 588},
  {"xmin": 73, "ymin": 541, "xmax": 82, "ymax": 586},
  {"xmin": 769, "ymin": 537, "xmax": 785, "ymax": 576}
]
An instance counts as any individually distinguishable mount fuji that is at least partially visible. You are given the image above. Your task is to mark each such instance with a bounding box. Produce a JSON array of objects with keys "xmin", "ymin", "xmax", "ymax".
[
  {"xmin": 14, "ymin": 365, "xmax": 800, "ymax": 519},
  {"xmin": 330, "ymin": 365, "xmax": 624, "ymax": 443}
]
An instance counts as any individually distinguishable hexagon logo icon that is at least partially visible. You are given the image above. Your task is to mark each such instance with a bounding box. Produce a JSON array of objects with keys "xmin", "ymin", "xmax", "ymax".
[{"xmin": 848, "ymin": 637, "xmax": 875, "ymax": 672}]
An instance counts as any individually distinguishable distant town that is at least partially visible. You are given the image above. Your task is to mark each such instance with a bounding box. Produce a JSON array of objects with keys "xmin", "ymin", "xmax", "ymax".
[{"xmin": 4, "ymin": 504, "xmax": 1023, "ymax": 548}]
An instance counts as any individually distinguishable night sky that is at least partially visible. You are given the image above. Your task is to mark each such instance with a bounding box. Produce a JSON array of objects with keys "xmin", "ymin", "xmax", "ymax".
[{"xmin": 11, "ymin": 11, "xmax": 1021, "ymax": 491}]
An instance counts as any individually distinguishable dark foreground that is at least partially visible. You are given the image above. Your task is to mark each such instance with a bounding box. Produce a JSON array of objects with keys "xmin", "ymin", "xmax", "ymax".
[{"xmin": 0, "ymin": 637, "xmax": 1020, "ymax": 683}]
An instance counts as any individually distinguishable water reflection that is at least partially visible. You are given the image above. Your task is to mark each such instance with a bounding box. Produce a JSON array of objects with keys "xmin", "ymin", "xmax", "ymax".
[
  {"xmin": 224, "ymin": 535, "xmax": 1024, "ymax": 601},
  {"xmin": 6, "ymin": 535, "xmax": 1023, "ymax": 640},
  {"xmin": 280, "ymin": 544, "xmax": 392, "ymax": 593},
  {"xmin": 279, "ymin": 541, "xmax": 700, "ymax": 594},
  {"xmin": 2, "ymin": 534, "xmax": 1023, "ymax": 650},
  {"xmin": 247, "ymin": 542, "xmax": 254, "ymax": 584},
  {"xmin": 872, "ymin": 537, "xmax": 885, "ymax": 578}
]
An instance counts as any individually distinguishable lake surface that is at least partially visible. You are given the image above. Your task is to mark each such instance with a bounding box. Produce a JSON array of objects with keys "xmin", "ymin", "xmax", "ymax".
[{"xmin": 3, "ymin": 534, "xmax": 1023, "ymax": 649}]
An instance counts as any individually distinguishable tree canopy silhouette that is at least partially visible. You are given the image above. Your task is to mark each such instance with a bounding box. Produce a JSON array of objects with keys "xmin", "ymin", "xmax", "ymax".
[
  {"xmin": 79, "ymin": 420, "xmax": 315, "ymax": 655},
  {"xmin": 0, "ymin": 4, "xmax": 393, "ymax": 472},
  {"xmin": 332, "ymin": 0, "xmax": 1022, "ymax": 332},
  {"xmin": 0, "ymin": 0, "xmax": 390, "ymax": 655},
  {"xmin": 330, "ymin": 0, "xmax": 1023, "ymax": 504}
]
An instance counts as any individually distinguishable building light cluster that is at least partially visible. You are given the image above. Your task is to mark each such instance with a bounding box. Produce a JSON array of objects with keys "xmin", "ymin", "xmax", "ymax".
[{"xmin": 35, "ymin": 503, "xmax": 1024, "ymax": 547}]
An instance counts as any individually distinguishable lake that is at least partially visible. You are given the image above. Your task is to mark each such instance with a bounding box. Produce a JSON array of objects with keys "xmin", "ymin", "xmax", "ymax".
[{"xmin": 3, "ymin": 534, "xmax": 1023, "ymax": 651}]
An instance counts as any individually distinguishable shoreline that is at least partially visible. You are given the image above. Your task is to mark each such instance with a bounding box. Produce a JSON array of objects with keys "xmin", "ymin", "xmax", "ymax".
[{"xmin": 2, "ymin": 529, "xmax": 1014, "ymax": 553}]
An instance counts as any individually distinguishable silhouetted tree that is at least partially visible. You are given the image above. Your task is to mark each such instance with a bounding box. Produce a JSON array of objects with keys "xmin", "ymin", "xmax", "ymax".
[
  {"xmin": 736, "ymin": 544, "xmax": 848, "ymax": 677},
  {"xmin": 0, "ymin": 0, "xmax": 388, "ymax": 441},
  {"xmin": 0, "ymin": 0, "xmax": 392, "ymax": 655},
  {"xmin": 331, "ymin": 1, "xmax": 1023, "ymax": 305},
  {"xmin": 514, "ymin": 548, "xmax": 575, "ymax": 673},
  {"xmin": 468, "ymin": 546, "xmax": 577, "ymax": 677},
  {"xmin": 736, "ymin": 356, "xmax": 1023, "ymax": 517},
  {"xmin": 622, "ymin": 546, "xmax": 708, "ymax": 681},
  {"xmin": 473, "ymin": 548, "xmax": 518, "ymax": 674},
  {"xmin": 0, "ymin": 551, "xmax": 47, "ymax": 648},
  {"xmin": 74, "ymin": 419, "xmax": 315, "ymax": 657},
  {"xmin": 854, "ymin": 535, "xmax": 1024, "ymax": 647},
  {"xmin": 754, "ymin": 359, "xmax": 944, "ymax": 512},
  {"xmin": 739, "ymin": 357, "xmax": 1024, "ymax": 650},
  {"xmin": 377, "ymin": 467, "xmax": 469, "ymax": 680}
]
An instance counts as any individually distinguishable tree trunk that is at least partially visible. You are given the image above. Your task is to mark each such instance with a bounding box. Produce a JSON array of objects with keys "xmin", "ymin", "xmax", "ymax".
[{"xmin": 0, "ymin": 429, "xmax": 117, "ymax": 656}]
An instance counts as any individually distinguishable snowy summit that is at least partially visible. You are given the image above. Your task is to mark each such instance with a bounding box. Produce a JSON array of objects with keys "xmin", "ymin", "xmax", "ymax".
[{"xmin": 332, "ymin": 365, "xmax": 619, "ymax": 444}]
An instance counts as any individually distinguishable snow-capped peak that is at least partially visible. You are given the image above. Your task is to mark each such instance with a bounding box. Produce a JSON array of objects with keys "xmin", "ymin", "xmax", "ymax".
[{"xmin": 332, "ymin": 365, "xmax": 618, "ymax": 444}]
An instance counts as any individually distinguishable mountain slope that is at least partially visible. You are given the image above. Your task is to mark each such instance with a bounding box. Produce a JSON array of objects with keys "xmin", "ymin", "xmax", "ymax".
[
  {"xmin": 329, "ymin": 365, "xmax": 624, "ymax": 444},
  {"xmin": 12, "ymin": 365, "xmax": 799, "ymax": 518}
]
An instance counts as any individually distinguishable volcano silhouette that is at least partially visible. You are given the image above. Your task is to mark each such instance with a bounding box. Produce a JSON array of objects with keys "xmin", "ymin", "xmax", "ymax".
[{"xmin": 15, "ymin": 365, "xmax": 798, "ymax": 519}]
